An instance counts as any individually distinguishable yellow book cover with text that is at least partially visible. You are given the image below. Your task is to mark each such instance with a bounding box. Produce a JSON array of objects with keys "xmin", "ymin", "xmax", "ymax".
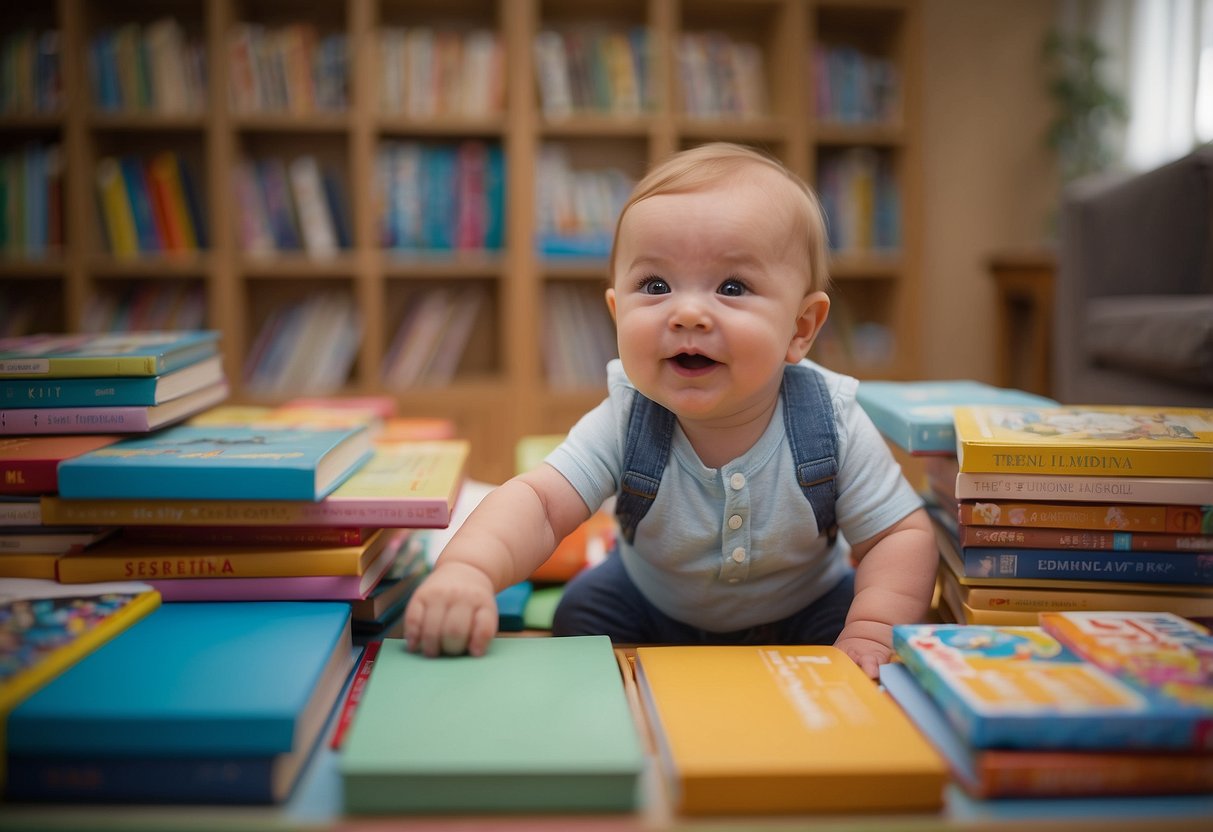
[
  {"xmin": 634, "ymin": 645, "xmax": 946, "ymax": 816},
  {"xmin": 953, "ymin": 405, "xmax": 1213, "ymax": 478}
]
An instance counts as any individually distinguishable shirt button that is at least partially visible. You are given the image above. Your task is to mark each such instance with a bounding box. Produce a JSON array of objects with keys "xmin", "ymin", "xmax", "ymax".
[
  {"xmin": 728, "ymin": 514, "xmax": 743, "ymax": 530},
  {"xmin": 729, "ymin": 472, "xmax": 746, "ymax": 490},
  {"xmin": 731, "ymin": 547, "xmax": 746, "ymax": 563}
]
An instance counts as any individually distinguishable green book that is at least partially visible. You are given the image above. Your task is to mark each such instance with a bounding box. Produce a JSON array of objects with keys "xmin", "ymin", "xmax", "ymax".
[{"xmin": 340, "ymin": 635, "xmax": 644, "ymax": 814}]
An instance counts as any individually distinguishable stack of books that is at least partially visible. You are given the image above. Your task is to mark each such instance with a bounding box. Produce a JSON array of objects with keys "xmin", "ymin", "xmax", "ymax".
[
  {"xmin": 883, "ymin": 613, "xmax": 1213, "ymax": 801},
  {"xmin": 933, "ymin": 405, "xmax": 1213, "ymax": 626}
]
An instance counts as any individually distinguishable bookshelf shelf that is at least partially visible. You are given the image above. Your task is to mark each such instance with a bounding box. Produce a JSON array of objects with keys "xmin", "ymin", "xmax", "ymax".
[{"xmin": 1, "ymin": 0, "xmax": 920, "ymax": 483}]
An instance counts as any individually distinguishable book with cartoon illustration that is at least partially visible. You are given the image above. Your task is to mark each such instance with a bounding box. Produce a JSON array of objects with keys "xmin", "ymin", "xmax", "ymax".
[{"xmin": 953, "ymin": 405, "xmax": 1213, "ymax": 478}]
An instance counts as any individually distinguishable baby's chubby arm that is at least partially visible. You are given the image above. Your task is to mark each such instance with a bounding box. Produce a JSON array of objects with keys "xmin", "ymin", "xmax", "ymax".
[
  {"xmin": 403, "ymin": 463, "xmax": 591, "ymax": 658},
  {"xmin": 834, "ymin": 506, "xmax": 937, "ymax": 678}
]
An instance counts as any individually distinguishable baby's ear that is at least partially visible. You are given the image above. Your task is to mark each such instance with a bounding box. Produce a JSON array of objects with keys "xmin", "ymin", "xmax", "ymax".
[
  {"xmin": 605, "ymin": 288, "xmax": 618, "ymax": 323},
  {"xmin": 786, "ymin": 291, "xmax": 830, "ymax": 363}
]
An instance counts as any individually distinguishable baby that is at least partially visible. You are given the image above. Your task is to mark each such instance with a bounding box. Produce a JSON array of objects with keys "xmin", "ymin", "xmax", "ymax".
[{"xmin": 404, "ymin": 142, "xmax": 937, "ymax": 677}]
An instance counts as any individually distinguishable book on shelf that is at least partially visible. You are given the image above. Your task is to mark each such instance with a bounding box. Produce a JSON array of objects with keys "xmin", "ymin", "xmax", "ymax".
[
  {"xmin": 0, "ymin": 331, "xmax": 220, "ymax": 379},
  {"xmin": 6, "ymin": 602, "xmax": 354, "ymax": 805},
  {"xmin": 340, "ymin": 635, "xmax": 644, "ymax": 814},
  {"xmin": 0, "ymin": 355, "xmax": 224, "ymax": 408},
  {"xmin": 952, "ymin": 405, "xmax": 1213, "ymax": 478},
  {"xmin": 880, "ymin": 661, "xmax": 1213, "ymax": 799},
  {"xmin": 956, "ymin": 500, "xmax": 1212, "ymax": 535},
  {"xmin": 855, "ymin": 379, "xmax": 1056, "ymax": 455},
  {"xmin": 0, "ymin": 379, "xmax": 229, "ymax": 435},
  {"xmin": 43, "ymin": 439, "xmax": 468, "ymax": 529},
  {"xmin": 634, "ymin": 645, "xmax": 947, "ymax": 815},
  {"xmin": 57, "ymin": 527, "xmax": 390, "ymax": 584},
  {"xmin": 891, "ymin": 623, "xmax": 1213, "ymax": 751},
  {"xmin": 952, "ymin": 524, "xmax": 1212, "ymax": 553},
  {"xmin": 0, "ymin": 436, "xmax": 123, "ymax": 495},
  {"xmin": 55, "ymin": 424, "xmax": 373, "ymax": 501}
]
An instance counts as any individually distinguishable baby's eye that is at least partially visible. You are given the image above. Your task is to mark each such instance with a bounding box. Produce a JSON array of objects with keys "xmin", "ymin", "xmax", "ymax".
[
  {"xmin": 718, "ymin": 278, "xmax": 748, "ymax": 297},
  {"xmin": 639, "ymin": 277, "xmax": 670, "ymax": 295}
]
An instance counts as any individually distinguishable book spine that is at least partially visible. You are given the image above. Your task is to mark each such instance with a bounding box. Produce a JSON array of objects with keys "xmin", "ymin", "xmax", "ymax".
[
  {"xmin": 5, "ymin": 756, "xmax": 275, "ymax": 804},
  {"xmin": 0, "ymin": 500, "xmax": 42, "ymax": 524},
  {"xmin": 0, "ymin": 356, "xmax": 159, "ymax": 378},
  {"xmin": 0, "ymin": 461, "xmax": 57, "ymax": 495},
  {"xmin": 0, "ymin": 405, "xmax": 153, "ymax": 434},
  {"xmin": 960, "ymin": 546, "xmax": 1211, "ymax": 586},
  {"xmin": 0, "ymin": 552, "xmax": 60, "ymax": 579},
  {"xmin": 124, "ymin": 525, "xmax": 371, "ymax": 546},
  {"xmin": 977, "ymin": 752, "xmax": 1213, "ymax": 799},
  {"xmin": 953, "ymin": 472, "xmax": 1213, "ymax": 505},
  {"xmin": 959, "ymin": 586, "xmax": 1213, "ymax": 617},
  {"xmin": 57, "ymin": 547, "xmax": 368, "ymax": 583},
  {"xmin": 959, "ymin": 501, "xmax": 1210, "ymax": 535},
  {"xmin": 0, "ymin": 376, "xmax": 159, "ymax": 407},
  {"xmin": 149, "ymin": 573, "xmax": 369, "ymax": 602},
  {"xmin": 957, "ymin": 525, "xmax": 1213, "ymax": 552},
  {"xmin": 958, "ymin": 443, "xmax": 1213, "ymax": 479}
]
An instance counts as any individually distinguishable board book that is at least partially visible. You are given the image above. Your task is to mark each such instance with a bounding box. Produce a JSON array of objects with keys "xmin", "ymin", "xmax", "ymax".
[
  {"xmin": 0, "ymin": 355, "xmax": 225, "ymax": 408},
  {"xmin": 339, "ymin": 635, "xmax": 644, "ymax": 814},
  {"xmin": 880, "ymin": 662, "xmax": 1213, "ymax": 799},
  {"xmin": 55, "ymin": 424, "xmax": 372, "ymax": 501},
  {"xmin": 952, "ymin": 405, "xmax": 1213, "ymax": 478},
  {"xmin": 891, "ymin": 623, "xmax": 1213, "ymax": 751},
  {"xmin": 0, "ymin": 331, "xmax": 220, "ymax": 378},
  {"xmin": 634, "ymin": 644, "xmax": 947, "ymax": 815},
  {"xmin": 0, "ymin": 435, "xmax": 123, "ymax": 495},
  {"xmin": 855, "ymin": 379, "xmax": 1056, "ymax": 455},
  {"xmin": 42, "ymin": 440, "xmax": 468, "ymax": 528}
]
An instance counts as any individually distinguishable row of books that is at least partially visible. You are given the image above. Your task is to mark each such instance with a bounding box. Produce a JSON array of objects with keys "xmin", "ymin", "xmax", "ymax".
[
  {"xmin": 677, "ymin": 31, "xmax": 768, "ymax": 120},
  {"xmin": 234, "ymin": 155, "xmax": 350, "ymax": 257},
  {"xmin": 95, "ymin": 152, "xmax": 207, "ymax": 257},
  {"xmin": 79, "ymin": 282, "xmax": 207, "ymax": 335},
  {"xmin": 542, "ymin": 283, "xmax": 618, "ymax": 390},
  {"xmin": 534, "ymin": 144, "xmax": 634, "ymax": 259},
  {"xmin": 0, "ymin": 28, "xmax": 61, "ymax": 114},
  {"xmin": 374, "ymin": 140, "xmax": 504, "ymax": 252},
  {"xmin": 818, "ymin": 146, "xmax": 901, "ymax": 254},
  {"xmin": 381, "ymin": 286, "xmax": 486, "ymax": 391},
  {"xmin": 0, "ymin": 143, "xmax": 61, "ymax": 258},
  {"xmin": 88, "ymin": 19, "xmax": 207, "ymax": 114},
  {"xmin": 378, "ymin": 27, "xmax": 504, "ymax": 119},
  {"xmin": 228, "ymin": 23, "xmax": 348, "ymax": 115},
  {"xmin": 533, "ymin": 26, "xmax": 652, "ymax": 119},
  {"xmin": 243, "ymin": 293, "xmax": 361, "ymax": 397},
  {"xmin": 812, "ymin": 43, "xmax": 901, "ymax": 125}
]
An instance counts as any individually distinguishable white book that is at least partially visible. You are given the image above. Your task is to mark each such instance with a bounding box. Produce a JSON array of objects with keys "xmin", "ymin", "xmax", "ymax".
[
  {"xmin": 288, "ymin": 155, "xmax": 338, "ymax": 257},
  {"xmin": 421, "ymin": 286, "xmax": 486, "ymax": 383}
]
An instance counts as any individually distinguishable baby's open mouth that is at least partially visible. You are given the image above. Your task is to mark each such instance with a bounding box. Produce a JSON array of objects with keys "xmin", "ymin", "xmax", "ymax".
[{"xmin": 672, "ymin": 353, "xmax": 718, "ymax": 370}]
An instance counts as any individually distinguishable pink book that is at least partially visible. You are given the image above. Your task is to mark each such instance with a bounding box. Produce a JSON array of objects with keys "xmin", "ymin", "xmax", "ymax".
[{"xmin": 0, "ymin": 382, "xmax": 228, "ymax": 435}]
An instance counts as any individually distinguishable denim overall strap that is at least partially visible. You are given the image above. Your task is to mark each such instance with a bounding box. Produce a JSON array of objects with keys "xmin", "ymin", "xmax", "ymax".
[
  {"xmin": 781, "ymin": 364, "xmax": 838, "ymax": 543},
  {"xmin": 615, "ymin": 392, "xmax": 676, "ymax": 545}
]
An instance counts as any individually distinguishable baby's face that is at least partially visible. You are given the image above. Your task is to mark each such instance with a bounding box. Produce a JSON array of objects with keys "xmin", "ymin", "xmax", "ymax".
[{"xmin": 607, "ymin": 170, "xmax": 821, "ymax": 426}]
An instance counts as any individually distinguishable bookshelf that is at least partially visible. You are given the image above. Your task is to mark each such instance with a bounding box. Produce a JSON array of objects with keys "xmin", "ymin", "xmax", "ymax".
[{"xmin": 0, "ymin": 0, "xmax": 921, "ymax": 483}]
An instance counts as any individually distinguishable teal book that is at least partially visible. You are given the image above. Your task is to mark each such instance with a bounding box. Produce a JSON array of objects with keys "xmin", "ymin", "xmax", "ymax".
[
  {"xmin": 56, "ymin": 424, "xmax": 373, "ymax": 501},
  {"xmin": 0, "ymin": 355, "xmax": 225, "ymax": 408},
  {"xmin": 340, "ymin": 636, "xmax": 645, "ymax": 814},
  {"xmin": 0, "ymin": 331, "xmax": 220, "ymax": 379},
  {"xmin": 495, "ymin": 580, "xmax": 533, "ymax": 631},
  {"xmin": 856, "ymin": 379, "xmax": 1057, "ymax": 454}
]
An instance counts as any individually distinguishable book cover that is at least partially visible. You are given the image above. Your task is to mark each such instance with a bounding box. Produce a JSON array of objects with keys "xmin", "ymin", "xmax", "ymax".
[
  {"xmin": 958, "ymin": 500, "xmax": 1212, "ymax": 535},
  {"xmin": 0, "ymin": 331, "xmax": 220, "ymax": 379},
  {"xmin": 0, "ymin": 379, "xmax": 229, "ymax": 435},
  {"xmin": 57, "ymin": 528, "xmax": 389, "ymax": 583},
  {"xmin": 881, "ymin": 662, "xmax": 1213, "ymax": 799},
  {"xmin": 1, "ymin": 435, "xmax": 123, "ymax": 496},
  {"xmin": 55, "ymin": 424, "xmax": 372, "ymax": 501},
  {"xmin": 0, "ymin": 355, "xmax": 224, "ymax": 408},
  {"xmin": 634, "ymin": 645, "xmax": 947, "ymax": 815},
  {"xmin": 43, "ymin": 440, "xmax": 467, "ymax": 528},
  {"xmin": 891, "ymin": 623, "xmax": 1213, "ymax": 751},
  {"xmin": 952, "ymin": 405, "xmax": 1213, "ymax": 478},
  {"xmin": 954, "ymin": 524, "xmax": 1212, "ymax": 553},
  {"xmin": 856, "ymin": 379, "xmax": 1056, "ymax": 455},
  {"xmin": 340, "ymin": 636, "xmax": 644, "ymax": 814}
]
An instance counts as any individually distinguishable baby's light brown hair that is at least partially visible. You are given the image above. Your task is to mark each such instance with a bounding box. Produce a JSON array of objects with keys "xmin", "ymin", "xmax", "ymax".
[{"xmin": 609, "ymin": 142, "xmax": 831, "ymax": 294}]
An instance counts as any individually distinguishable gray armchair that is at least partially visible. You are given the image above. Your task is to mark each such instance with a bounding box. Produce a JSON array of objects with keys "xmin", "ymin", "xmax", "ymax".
[{"xmin": 1053, "ymin": 144, "xmax": 1213, "ymax": 407}]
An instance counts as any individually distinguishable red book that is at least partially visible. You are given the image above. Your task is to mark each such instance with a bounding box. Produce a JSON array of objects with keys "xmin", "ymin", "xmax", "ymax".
[{"xmin": 0, "ymin": 436, "xmax": 123, "ymax": 495}]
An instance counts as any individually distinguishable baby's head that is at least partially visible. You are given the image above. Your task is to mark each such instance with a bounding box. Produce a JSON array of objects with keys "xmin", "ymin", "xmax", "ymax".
[{"xmin": 610, "ymin": 143, "xmax": 831, "ymax": 295}]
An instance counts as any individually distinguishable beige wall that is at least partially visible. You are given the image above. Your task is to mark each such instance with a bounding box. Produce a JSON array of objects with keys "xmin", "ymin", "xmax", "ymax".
[{"xmin": 920, "ymin": 0, "xmax": 1061, "ymax": 382}]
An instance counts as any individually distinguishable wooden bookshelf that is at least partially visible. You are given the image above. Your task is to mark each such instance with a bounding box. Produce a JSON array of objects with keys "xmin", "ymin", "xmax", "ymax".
[{"xmin": 0, "ymin": 0, "xmax": 921, "ymax": 483}]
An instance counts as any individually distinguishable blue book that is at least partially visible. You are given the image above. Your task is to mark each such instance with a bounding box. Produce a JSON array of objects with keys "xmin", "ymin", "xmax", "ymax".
[
  {"xmin": 7, "ymin": 602, "xmax": 355, "ymax": 804},
  {"xmin": 56, "ymin": 424, "xmax": 372, "ymax": 501},
  {"xmin": 0, "ymin": 331, "xmax": 219, "ymax": 379},
  {"xmin": 855, "ymin": 379, "xmax": 1057, "ymax": 455},
  {"xmin": 0, "ymin": 355, "xmax": 224, "ymax": 408},
  {"xmin": 495, "ymin": 581, "xmax": 533, "ymax": 632},
  {"xmin": 119, "ymin": 156, "xmax": 160, "ymax": 252}
]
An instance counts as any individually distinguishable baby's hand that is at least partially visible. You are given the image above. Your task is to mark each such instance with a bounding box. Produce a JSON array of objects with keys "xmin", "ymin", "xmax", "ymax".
[
  {"xmin": 834, "ymin": 633, "xmax": 891, "ymax": 680},
  {"xmin": 403, "ymin": 562, "xmax": 498, "ymax": 658}
]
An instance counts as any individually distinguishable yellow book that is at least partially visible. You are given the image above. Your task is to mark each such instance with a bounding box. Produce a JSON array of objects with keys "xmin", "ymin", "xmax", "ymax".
[
  {"xmin": 56, "ymin": 529, "xmax": 387, "ymax": 583},
  {"xmin": 634, "ymin": 645, "xmax": 947, "ymax": 816},
  {"xmin": 0, "ymin": 552, "xmax": 60, "ymax": 580},
  {"xmin": 953, "ymin": 405, "xmax": 1213, "ymax": 478},
  {"xmin": 95, "ymin": 156, "xmax": 139, "ymax": 257}
]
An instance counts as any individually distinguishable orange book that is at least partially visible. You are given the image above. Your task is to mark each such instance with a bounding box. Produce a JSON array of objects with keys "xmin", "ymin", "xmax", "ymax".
[
  {"xmin": 634, "ymin": 645, "xmax": 947, "ymax": 815},
  {"xmin": 149, "ymin": 152, "xmax": 197, "ymax": 250}
]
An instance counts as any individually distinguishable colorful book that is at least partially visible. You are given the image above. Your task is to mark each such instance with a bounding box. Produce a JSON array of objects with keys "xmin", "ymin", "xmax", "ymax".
[
  {"xmin": 55, "ymin": 424, "xmax": 372, "ymax": 501},
  {"xmin": 340, "ymin": 636, "xmax": 644, "ymax": 814},
  {"xmin": 957, "ymin": 500, "xmax": 1212, "ymax": 535},
  {"xmin": 952, "ymin": 405, "xmax": 1213, "ymax": 478},
  {"xmin": 0, "ymin": 436, "xmax": 123, "ymax": 495},
  {"xmin": 881, "ymin": 662, "xmax": 1213, "ymax": 799},
  {"xmin": 43, "ymin": 440, "xmax": 467, "ymax": 528},
  {"xmin": 0, "ymin": 355, "xmax": 224, "ymax": 408},
  {"xmin": 0, "ymin": 379, "xmax": 228, "ymax": 435},
  {"xmin": 634, "ymin": 645, "xmax": 947, "ymax": 815},
  {"xmin": 0, "ymin": 331, "xmax": 220, "ymax": 379},
  {"xmin": 953, "ymin": 524, "xmax": 1212, "ymax": 553},
  {"xmin": 891, "ymin": 623, "xmax": 1213, "ymax": 751},
  {"xmin": 856, "ymin": 379, "xmax": 1056, "ymax": 455},
  {"xmin": 56, "ymin": 528, "xmax": 390, "ymax": 583},
  {"xmin": 6, "ymin": 601, "xmax": 354, "ymax": 804}
]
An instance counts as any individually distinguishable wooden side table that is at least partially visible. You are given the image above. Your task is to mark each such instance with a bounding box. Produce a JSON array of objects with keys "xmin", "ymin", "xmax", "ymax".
[{"xmin": 988, "ymin": 249, "xmax": 1056, "ymax": 398}]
